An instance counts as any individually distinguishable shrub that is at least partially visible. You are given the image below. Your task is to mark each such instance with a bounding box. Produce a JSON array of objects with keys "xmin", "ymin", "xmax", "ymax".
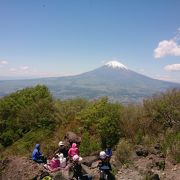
[
  {"xmin": 0, "ymin": 85, "xmax": 59, "ymax": 147},
  {"xmin": 143, "ymin": 89, "xmax": 180, "ymax": 131},
  {"xmin": 79, "ymin": 132, "xmax": 101, "ymax": 156},
  {"xmin": 79, "ymin": 97, "xmax": 123, "ymax": 148},
  {"xmin": 115, "ymin": 139, "xmax": 133, "ymax": 164},
  {"xmin": 163, "ymin": 130, "xmax": 180, "ymax": 163}
]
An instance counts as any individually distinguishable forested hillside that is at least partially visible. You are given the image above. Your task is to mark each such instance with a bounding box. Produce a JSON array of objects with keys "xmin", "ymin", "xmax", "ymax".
[{"xmin": 0, "ymin": 85, "xmax": 179, "ymax": 165}]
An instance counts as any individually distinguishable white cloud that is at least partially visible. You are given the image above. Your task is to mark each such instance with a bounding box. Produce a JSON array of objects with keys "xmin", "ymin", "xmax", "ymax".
[
  {"xmin": 154, "ymin": 27, "xmax": 180, "ymax": 58},
  {"xmin": 154, "ymin": 40, "xmax": 180, "ymax": 58},
  {"xmin": 1, "ymin": 60, "xmax": 8, "ymax": 64},
  {"xmin": 20, "ymin": 66, "xmax": 29, "ymax": 70},
  {"xmin": 9, "ymin": 68, "xmax": 16, "ymax": 72},
  {"xmin": 154, "ymin": 74, "xmax": 180, "ymax": 83},
  {"xmin": 164, "ymin": 64, "xmax": 180, "ymax": 71},
  {"xmin": 0, "ymin": 60, "xmax": 8, "ymax": 68}
]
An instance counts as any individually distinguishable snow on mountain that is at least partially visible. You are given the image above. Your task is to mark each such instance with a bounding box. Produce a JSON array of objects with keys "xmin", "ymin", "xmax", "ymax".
[{"xmin": 105, "ymin": 61, "xmax": 128, "ymax": 70}]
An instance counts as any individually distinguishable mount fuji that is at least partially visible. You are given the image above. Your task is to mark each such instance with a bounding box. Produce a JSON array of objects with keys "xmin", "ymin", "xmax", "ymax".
[{"xmin": 0, "ymin": 61, "xmax": 179, "ymax": 103}]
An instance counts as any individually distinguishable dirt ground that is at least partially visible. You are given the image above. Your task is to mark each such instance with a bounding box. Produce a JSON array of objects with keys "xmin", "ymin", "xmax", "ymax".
[{"xmin": 0, "ymin": 155, "xmax": 180, "ymax": 180}]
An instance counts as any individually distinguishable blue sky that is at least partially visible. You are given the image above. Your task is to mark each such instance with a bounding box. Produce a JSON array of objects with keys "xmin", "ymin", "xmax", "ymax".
[{"xmin": 0, "ymin": 0, "xmax": 180, "ymax": 82}]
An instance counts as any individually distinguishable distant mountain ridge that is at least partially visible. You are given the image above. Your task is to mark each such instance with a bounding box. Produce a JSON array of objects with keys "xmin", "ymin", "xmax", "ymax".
[{"xmin": 0, "ymin": 61, "xmax": 179, "ymax": 103}]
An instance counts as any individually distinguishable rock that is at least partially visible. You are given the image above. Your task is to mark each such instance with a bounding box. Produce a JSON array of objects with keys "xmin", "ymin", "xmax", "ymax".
[
  {"xmin": 149, "ymin": 174, "xmax": 160, "ymax": 180},
  {"xmin": 149, "ymin": 155, "xmax": 154, "ymax": 160},
  {"xmin": 91, "ymin": 161, "xmax": 99, "ymax": 169},
  {"xmin": 155, "ymin": 160, "xmax": 165, "ymax": 170},
  {"xmin": 64, "ymin": 131, "xmax": 81, "ymax": 146},
  {"xmin": 81, "ymin": 155, "xmax": 98, "ymax": 167},
  {"xmin": 53, "ymin": 170, "xmax": 69, "ymax": 180},
  {"xmin": 0, "ymin": 158, "xmax": 11, "ymax": 172},
  {"xmin": 135, "ymin": 145, "xmax": 149, "ymax": 157},
  {"xmin": 81, "ymin": 164, "xmax": 92, "ymax": 175},
  {"xmin": 172, "ymin": 166, "xmax": 177, "ymax": 171},
  {"xmin": 159, "ymin": 153, "xmax": 165, "ymax": 158},
  {"xmin": 154, "ymin": 144, "xmax": 161, "ymax": 150}
]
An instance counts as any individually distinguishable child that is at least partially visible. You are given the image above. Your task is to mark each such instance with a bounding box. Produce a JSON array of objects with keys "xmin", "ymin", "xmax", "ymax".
[
  {"xmin": 68, "ymin": 143, "xmax": 79, "ymax": 159},
  {"xmin": 32, "ymin": 144, "xmax": 47, "ymax": 163},
  {"xmin": 44, "ymin": 154, "xmax": 60, "ymax": 172},
  {"xmin": 71, "ymin": 155, "xmax": 92, "ymax": 180}
]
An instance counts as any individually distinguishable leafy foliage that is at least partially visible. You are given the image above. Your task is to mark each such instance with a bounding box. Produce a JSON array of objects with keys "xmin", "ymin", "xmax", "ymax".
[
  {"xmin": 0, "ymin": 85, "xmax": 58, "ymax": 147},
  {"xmin": 79, "ymin": 132, "xmax": 101, "ymax": 156},
  {"xmin": 0, "ymin": 86, "xmax": 179, "ymax": 164},
  {"xmin": 79, "ymin": 97, "xmax": 123, "ymax": 148},
  {"xmin": 163, "ymin": 130, "xmax": 180, "ymax": 163},
  {"xmin": 115, "ymin": 139, "xmax": 133, "ymax": 164},
  {"xmin": 143, "ymin": 89, "xmax": 180, "ymax": 131}
]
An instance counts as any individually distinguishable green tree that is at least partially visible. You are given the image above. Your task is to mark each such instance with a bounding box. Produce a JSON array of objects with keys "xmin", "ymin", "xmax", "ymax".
[
  {"xmin": 143, "ymin": 89, "xmax": 180, "ymax": 131},
  {"xmin": 79, "ymin": 97, "xmax": 123, "ymax": 148},
  {"xmin": 0, "ymin": 85, "xmax": 59, "ymax": 147}
]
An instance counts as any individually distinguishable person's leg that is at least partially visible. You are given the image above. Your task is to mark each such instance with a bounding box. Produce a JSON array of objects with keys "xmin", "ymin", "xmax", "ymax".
[
  {"xmin": 34, "ymin": 159, "xmax": 44, "ymax": 163},
  {"xmin": 41, "ymin": 156, "xmax": 47, "ymax": 164},
  {"xmin": 82, "ymin": 174, "xmax": 92, "ymax": 180}
]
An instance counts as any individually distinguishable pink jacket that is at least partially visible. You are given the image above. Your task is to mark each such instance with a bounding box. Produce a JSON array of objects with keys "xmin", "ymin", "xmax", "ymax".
[
  {"xmin": 49, "ymin": 158, "xmax": 60, "ymax": 169},
  {"xmin": 68, "ymin": 143, "xmax": 79, "ymax": 158}
]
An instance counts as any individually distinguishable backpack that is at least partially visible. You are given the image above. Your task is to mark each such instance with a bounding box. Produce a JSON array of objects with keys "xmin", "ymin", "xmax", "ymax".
[{"xmin": 40, "ymin": 171, "xmax": 52, "ymax": 180}]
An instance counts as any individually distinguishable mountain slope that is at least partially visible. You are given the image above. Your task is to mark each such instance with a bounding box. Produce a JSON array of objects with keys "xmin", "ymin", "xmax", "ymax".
[{"xmin": 0, "ymin": 61, "xmax": 179, "ymax": 103}]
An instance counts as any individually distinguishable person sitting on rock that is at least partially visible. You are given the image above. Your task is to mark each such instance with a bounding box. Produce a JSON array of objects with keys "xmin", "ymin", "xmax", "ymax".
[
  {"xmin": 70, "ymin": 155, "xmax": 92, "ymax": 180},
  {"xmin": 44, "ymin": 154, "xmax": 60, "ymax": 172},
  {"xmin": 55, "ymin": 141, "xmax": 68, "ymax": 158},
  {"xmin": 58, "ymin": 153, "xmax": 67, "ymax": 168},
  {"xmin": 98, "ymin": 151, "xmax": 113, "ymax": 180},
  {"xmin": 68, "ymin": 143, "xmax": 79, "ymax": 159},
  {"xmin": 99, "ymin": 151, "xmax": 112, "ymax": 170},
  {"xmin": 32, "ymin": 144, "xmax": 47, "ymax": 163}
]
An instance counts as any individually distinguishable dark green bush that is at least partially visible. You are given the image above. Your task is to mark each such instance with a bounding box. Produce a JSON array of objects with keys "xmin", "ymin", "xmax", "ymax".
[
  {"xmin": 79, "ymin": 97, "xmax": 123, "ymax": 148},
  {"xmin": 0, "ymin": 85, "xmax": 59, "ymax": 147},
  {"xmin": 79, "ymin": 132, "xmax": 101, "ymax": 156}
]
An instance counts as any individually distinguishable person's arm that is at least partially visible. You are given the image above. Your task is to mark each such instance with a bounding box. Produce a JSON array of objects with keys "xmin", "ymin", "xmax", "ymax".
[
  {"xmin": 77, "ymin": 148, "xmax": 79, "ymax": 155},
  {"xmin": 109, "ymin": 149, "xmax": 112, "ymax": 157},
  {"xmin": 68, "ymin": 149, "xmax": 71, "ymax": 157},
  {"xmin": 54, "ymin": 148, "xmax": 59, "ymax": 156}
]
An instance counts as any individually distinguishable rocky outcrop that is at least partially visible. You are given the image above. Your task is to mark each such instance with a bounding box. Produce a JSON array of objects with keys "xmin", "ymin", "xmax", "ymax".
[
  {"xmin": 81, "ymin": 155, "xmax": 98, "ymax": 167},
  {"xmin": 135, "ymin": 145, "xmax": 149, "ymax": 157},
  {"xmin": 1, "ymin": 142, "xmax": 180, "ymax": 180},
  {"xmin": 64, "ymin": 131, "xmax": 81, "ymax": 146}
]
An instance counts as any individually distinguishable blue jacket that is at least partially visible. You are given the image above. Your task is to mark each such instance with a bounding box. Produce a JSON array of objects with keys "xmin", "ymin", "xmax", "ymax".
[
  {"xmin": 32, "ymin": 144, "xmax": 42, "ymax": 161},
  {"xmin": 105, "ymin": 148, "xmax": 112, "ymax": 157}
]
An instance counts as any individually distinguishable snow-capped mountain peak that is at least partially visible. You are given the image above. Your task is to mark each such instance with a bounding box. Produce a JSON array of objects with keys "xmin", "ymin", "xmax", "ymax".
[{"xmin": 105, "ymin": 61, "xmax": 128, "ymax": 70}]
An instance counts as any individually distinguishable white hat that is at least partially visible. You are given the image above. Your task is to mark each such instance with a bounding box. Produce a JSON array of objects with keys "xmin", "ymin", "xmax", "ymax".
[
  {"xmin": 72, "ymin": 155, "xmax": 79, "ymax": 161},
  {"xmin": 99, "ymin": 151, "xmax": 107, "ymax": 159},
  {"xmin": 58, "ymin": 141, "xmax": 64, "ymax": 146},
  {"xmin": 72, "ymin": 155, "xmax": 83, "ymax": 162}
]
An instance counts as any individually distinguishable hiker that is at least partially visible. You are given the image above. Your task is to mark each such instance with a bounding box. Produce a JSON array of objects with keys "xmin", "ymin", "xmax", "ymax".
[
  {"xmin": 58, "ymin": 153, "xmax": 67, "ymax": 168},
  {"xmin": 55, "ymin": 141, "xmax": 68, "ymax": 158},
  {"xmin": 99, "ymin": 151, "xmax": 112, "ymax": 170},
  {"xmin": 70, "ymin": 155, "xmax": 92, "ymax": 180},
  {"xmin": 44, "ymin": 154, "xmax": 60, "ymax": 172},
  {"xmin": 98, "ymin": 151, "xmax": 114, "ymax": 180},
  {"xmin": 32, "ymin": 144, "xmax": 47, "ymax": 163},
  {"xmin": 68, "ymin": 143, "xmax": 79, "ymax": 159}
]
